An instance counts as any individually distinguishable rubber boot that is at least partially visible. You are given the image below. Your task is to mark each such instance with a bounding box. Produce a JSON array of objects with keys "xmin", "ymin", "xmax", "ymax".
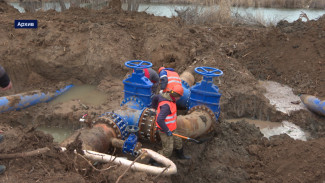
[
  {"xmin": 148, "ymin": 158, "xmax": 160, "ymax": 167},
  {"xmin": 0, "ymin": 136, "xmax": 7, "ymax": 174},
  {"xmin": 175, "ymin": 148, "xmax": 191, "ymax": 160},
  {"xmin": 0, "ymin": 165, "xmax": 6, "ymax": 174}
]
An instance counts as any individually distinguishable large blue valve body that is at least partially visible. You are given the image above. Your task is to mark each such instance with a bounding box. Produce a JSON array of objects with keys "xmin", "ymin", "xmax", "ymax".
[
  {"xmin": 123, "ymin": 60, "xmax": 153, "ymax": 107},
  {"xmin": 123, "ymin": 72, "xmax": 152, "ymax": 107},
  {"xmin": 189, "ymin": 80, "xmax": 222, "ymax": 118},
  {"xmin": 189, "ymin": 67, "xmax": 223, "ymax": 119}
]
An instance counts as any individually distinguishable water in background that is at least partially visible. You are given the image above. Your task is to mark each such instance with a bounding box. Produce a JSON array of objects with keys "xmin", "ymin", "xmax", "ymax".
[
  {"xmin": 226, "ymin": 118, "xmax": 309, "ymax": 141},
  {"xmin": 49, "ymin": 85, "xmax": 108, "ymax": 105},
  {"xmin": 37, "ymin": 125, "xmax": 74, "ymax": 143},
  {"xmin": 9, "ymin": 2, "xmax": 325, "ymax": 23}
]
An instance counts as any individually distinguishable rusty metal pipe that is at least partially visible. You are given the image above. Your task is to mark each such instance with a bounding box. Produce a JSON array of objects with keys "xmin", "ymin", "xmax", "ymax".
[
  {"xmin": 111, "ymin": 137, "xmax": 142, "ymax": 152},
  {"xmin": 62, "ymin": 106, "xmax": 215, "ymax": 153},
  {"xmin": 176, "ymin": 110, "xmax": 214, "ymax": 138},
  {"xmin": 61, "ymin": 123, "xmax": 116, "ymax": 153},
  {"xmin": 180, "ymin": 70, "xmax": 195, "ymax": 87},
  {"xmin": 138, "ymin": 105, "xmax": 216, "ymax": 140},
  {"xmin": 111, "ymin": 138, "xmax": 125, "ymax": 149}
]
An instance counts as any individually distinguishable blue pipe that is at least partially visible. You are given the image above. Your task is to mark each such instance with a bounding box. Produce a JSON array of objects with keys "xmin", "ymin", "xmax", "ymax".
[
  {"xmin": 0, "ymin": 84, "xmax": 74, "ymax": 113},
  {"xmin": 115, "ymin": 107, "xmax": 144, "ymax": 127},
  {"xmin": 101, "ymin": 98, "xmax": 145, "ymax": 140},
  {"xmin": 300, "ymin": 94, "xmax": 325, "ymax": 116},
  {"xmin": 120, "ymin": 96, "xmax": 146, "ymax": 110},
  {"xmin": 176, "ymin": 80, "xmax": 191, "ymax": 109}
]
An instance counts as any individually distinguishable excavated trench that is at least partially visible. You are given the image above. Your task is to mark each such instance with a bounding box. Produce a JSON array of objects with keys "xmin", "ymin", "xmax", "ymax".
[
  {"xmin": 1, "ymin": 60, "xmax": 324, "ymax": 183},
  {"xmin": 22, "ymin": 78, "xmax": 313, "ymax": 148}
]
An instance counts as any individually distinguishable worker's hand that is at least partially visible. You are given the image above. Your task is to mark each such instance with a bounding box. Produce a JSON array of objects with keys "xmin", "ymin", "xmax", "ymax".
[
  {"xmin": 159, "ymin": 90, "xmax": 163, "ymax": 95},
  {"xmin": 166, "ymin": 130, "xmax": 173, "ymax": 137}
]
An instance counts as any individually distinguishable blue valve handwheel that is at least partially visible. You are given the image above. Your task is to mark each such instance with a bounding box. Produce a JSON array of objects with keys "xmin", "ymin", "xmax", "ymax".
[
  {"xmin": 195, "ymin": 67, "xmax": 223, "ymax": 77},
  {"xmin": 125, "ymin": 60, "xmax": 152, "ymax": 69}
]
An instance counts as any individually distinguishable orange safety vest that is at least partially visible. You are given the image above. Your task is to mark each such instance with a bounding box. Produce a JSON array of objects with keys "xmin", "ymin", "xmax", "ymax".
[
  {"xmin": 156, "ymin": 101, "xmax": 177, "ymax": 132},
  {"xmin": 163, "ymin": 70, "xmax": 182, "ymax": 93}
]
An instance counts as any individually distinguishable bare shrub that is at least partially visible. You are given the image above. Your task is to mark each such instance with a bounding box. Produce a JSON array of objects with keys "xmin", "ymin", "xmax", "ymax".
[
  {"xmin": 126, "ymin": 0, "xmax": 140, "ymax": 11},
  {"xmin": 232, "ymin": 8, "xmax": 279, "ymax": 27},
  {"xmin": 229, "ymin": 0, "xmax": 320, "ymax": 8},
  {"xmin": 309, "ymin": 0, "xmax": 325, "ymax": 9},
  {"xmin": 175, "ymin": 6, "xmax": 204, "ymax": 24},
  {"xmin": 175, "ymin": 0, "xmax": 233, "ymax": 25},
  {"xmin": 19, "ymin": 0, "xmax": 42, "ymax": 12},
  {"xmin": 217, "ymin": 0, "xmax": 232, "ymax": 22}
]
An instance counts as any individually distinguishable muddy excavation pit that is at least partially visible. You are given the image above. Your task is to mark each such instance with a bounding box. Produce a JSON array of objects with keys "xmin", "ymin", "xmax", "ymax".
[{"xmin": 0, "ymin": 2, "xmax": 325, "ymax": 183}]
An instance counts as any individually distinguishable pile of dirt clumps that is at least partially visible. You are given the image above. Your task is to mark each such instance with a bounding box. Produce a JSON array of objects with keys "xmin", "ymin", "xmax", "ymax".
[
  {"xmin": 247, "ymin": 135, "xmax": 325, "ymax": 182},
  {"xmin": 0, "ymin": 1, "xmax": 19, "ymax": 14},
  {"xmin": 238, "ymin": 15, "xmax": 325, "ymax": 97},
  {"xmin": 0, "ymin": 3, "xmax": 325, "ymax": 183},
  {"xmin": 173, "ymin": 121, "xmax": 264, "ymax": 182}
]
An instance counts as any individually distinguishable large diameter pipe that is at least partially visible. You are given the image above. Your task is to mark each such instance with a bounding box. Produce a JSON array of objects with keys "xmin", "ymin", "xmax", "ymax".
[
  {"xmin": 177, "ymin": 70, "xmax": 195, "ymax": 109},
  {"xmin": 176, "ymin": 106, "xmax": 215, "ymax": 138},
  {"xmin": 300, "ymin": 94, "xmax": 325, "ymax": 116},
  {"xmin": 0, "ymin": 84, "xmax": 74, "ymax": 113},
  {"xmin": 180, "ymin": 70, "xmax": 195, "ymax": 87},
  {"xmin": 176, "ymin": 81, "xmax": 191, "ymax": 109},
  {"xmin": 114, "ymin": 107, "xmax": 144, "ymax": 126},
  {"xmin": 61, "ymin": 123, "xmax": 116, "ymax": 153}
]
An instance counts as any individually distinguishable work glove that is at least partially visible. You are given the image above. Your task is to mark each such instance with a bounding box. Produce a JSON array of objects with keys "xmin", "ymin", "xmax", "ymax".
[
  {"xmin": 166, "ymin": 130, "xmax": 173, "ymax": 137},
  {"xmin": 159, "ymin": 90, "xmax": 163, "ymax": 95}
]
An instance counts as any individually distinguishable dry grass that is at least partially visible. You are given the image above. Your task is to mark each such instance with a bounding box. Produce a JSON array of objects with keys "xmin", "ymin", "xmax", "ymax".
[
  {"xmin": 167, "ymin": 0, "xmax": 325, "ymax": 9},
  {"xmin": 7, "ymin": 0, "xmax": 325, "ymax": 11},
  {"xmin": 174, "ymin": 0, "xmax": 274, "ymax": 26}
]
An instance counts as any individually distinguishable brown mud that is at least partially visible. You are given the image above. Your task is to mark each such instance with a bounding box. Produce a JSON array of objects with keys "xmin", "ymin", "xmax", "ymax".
[{"xmin": 0, "ymin": 2, "xmax": 324, "ymax": 182}]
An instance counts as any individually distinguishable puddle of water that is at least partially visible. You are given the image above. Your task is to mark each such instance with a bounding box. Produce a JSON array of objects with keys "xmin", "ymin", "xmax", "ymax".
[
  {"xmin": 226, "ymin": 118, "xmax": 309, "ymax": 141},
  {"xmin": 259, "ymin": 80, "xmax": 306, "ymax": 114},
  {"xmin": 227, "ymin": 118, "xmax": 282, "ymax": 129},
  {"xmin": 50, "ymin": 85, "xmax": 108, "ymax": 105},
  {"xmin": 260, "ymin": 121, "xmax": 308, "ymax": 141},
  {"xmin": 37, "ymin": 126, "xmax": 75, "ymax": 143}
]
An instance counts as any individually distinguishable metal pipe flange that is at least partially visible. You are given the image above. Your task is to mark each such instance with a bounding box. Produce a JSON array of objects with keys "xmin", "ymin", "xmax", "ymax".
[{"xmin": 188, "ymin": 105, "xmax": 217, "ymax": 122}]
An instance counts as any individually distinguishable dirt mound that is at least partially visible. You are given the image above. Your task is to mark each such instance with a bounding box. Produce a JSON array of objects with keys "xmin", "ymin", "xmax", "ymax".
[
  {"xmin": 238, "ymin": 15, "xmax": 325, "ymax": 97},
  {"xmin": 173, "ymin": 121, "xmax": 264, "ymax": 182},
  {"xmin": 0, "ymin": 1, "xmax": 19, "ymax": 13},
  {"xmin": 0, "ymin": 4, "xmax": 325, "ymax": 183},
  {"xmin": 248, "ymin": 135, "xmax": 325, "ymax": 182}
]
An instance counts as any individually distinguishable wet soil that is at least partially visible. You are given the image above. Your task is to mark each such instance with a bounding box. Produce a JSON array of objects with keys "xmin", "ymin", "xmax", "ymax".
[{"xmin": 0, "ymin": 2, "xmax": 324, "ymax": 183}]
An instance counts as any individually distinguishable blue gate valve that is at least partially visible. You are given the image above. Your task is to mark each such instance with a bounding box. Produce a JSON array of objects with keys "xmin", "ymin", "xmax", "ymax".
[
  {"xmin": 123, "ymin": 60, "xmax": 153, "ymax": 108},
  {"xmin": 122, "ymin": 125, "xmax": 140, "ymax": 156},
  {"xmin": 125, "ymin": 60, "xmax": 152, "ymax": 76},
  {"xmin": 189, "ymin": 67, "xmax": 223, "ymax": 120}
]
